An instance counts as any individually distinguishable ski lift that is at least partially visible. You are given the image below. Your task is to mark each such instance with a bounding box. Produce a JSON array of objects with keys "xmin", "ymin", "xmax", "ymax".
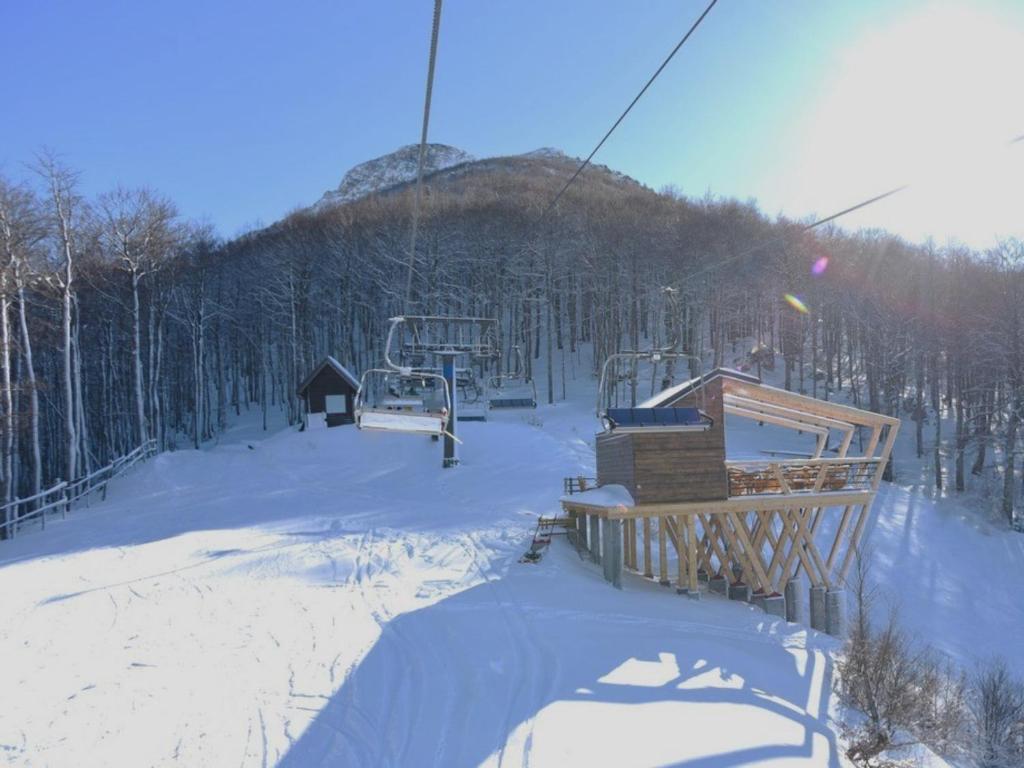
[
  {"xmin": 596, "ymin": 350, "xmax": 710, "ymax": 432},
  {"xmin": 386, "ymin": 315, "xmax": 499, "ymax": 365},
  {"xmin": 355, "ymin": 368, "xmax": 453, "ymax": 437},
  {"xmin": 488, "ymin": 345, "xmax": 538, "ymax": 410}
]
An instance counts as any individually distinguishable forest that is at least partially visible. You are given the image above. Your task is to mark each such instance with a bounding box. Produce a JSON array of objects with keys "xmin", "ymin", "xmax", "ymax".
[{"xmin": 2, "ymin": 149, "xmax": 1023, "ymax": 535}]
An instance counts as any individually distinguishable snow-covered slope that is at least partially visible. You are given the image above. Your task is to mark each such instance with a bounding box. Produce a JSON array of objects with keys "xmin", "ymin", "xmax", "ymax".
[
  {"xmin": 2, "ymin": 367, "xmax": 1016, "ymax": 766},
  {"xmin": 1, "ymin": 399, "xmax": 855, "ymax": 767},
  {"xmin": 313, "ymin": 143, "xmax": 474, "ymax": 210}
]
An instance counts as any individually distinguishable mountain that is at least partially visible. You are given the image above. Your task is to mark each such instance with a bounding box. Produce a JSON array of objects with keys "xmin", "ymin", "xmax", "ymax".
[
  {"xmin": 313, "ymin": 143, "xmax": 476, "ymax": 210},
  {"xmin": 309, "ymin": 143, "xmax": 644, "ymax": 212}
]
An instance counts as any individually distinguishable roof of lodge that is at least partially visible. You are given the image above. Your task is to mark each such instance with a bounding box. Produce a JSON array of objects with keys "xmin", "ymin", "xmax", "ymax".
[{"xmin": 297, "ymin": 356, "xmax": 360, "ymax": 395}]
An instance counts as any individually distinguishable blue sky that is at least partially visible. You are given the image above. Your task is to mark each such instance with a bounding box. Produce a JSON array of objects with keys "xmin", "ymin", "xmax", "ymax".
[{"xmin": 3, "ymin": 1, "xmax": 1022, "ymax": 246}]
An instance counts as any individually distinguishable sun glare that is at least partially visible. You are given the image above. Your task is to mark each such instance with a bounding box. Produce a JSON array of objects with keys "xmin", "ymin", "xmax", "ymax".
[{"xmin": 786, "ymin": 4, "xmax": 1024, "ymax": 246}]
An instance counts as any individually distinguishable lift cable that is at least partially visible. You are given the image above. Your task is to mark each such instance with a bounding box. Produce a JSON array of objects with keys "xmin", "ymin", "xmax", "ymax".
[
  {"xmin": 679, "ymin": 130, "xmax": 1024, "ymax": 285},
  {"xmin": 403, "ymin": 0, "xmax": 445, "ymax": 314},
  {"xmin": 534, "ymin": 0, "xmax": 718, "ymax": 228}
]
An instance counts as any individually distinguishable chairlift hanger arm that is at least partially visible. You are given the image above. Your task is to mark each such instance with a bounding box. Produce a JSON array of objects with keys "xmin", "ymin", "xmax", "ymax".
[{"xmin": 596, "ymin": 350, "xmax": 705, "ymax": 419}]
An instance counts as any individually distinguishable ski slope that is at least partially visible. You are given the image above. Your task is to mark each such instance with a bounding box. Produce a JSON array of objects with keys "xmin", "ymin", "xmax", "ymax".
[{"xmin": 0, "ymin": 382, "xmax": 1018, "ymax": 766}]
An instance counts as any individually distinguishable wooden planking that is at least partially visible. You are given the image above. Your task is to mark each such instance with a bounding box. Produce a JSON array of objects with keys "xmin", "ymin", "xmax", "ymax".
[
  {"xmin": 724, "ymin": 393, "xmax": 856, "ymax": 432},
  {"xmin": 723, "ymin": 378, "xmax": 899, "ymax": 428},
  {"xmin": 596, "ymin": 432, "xmax": 636, "ymax": 492},
  {"xmin": 580, "ymin": 489, "xmax": 875, "ymax": 519}
]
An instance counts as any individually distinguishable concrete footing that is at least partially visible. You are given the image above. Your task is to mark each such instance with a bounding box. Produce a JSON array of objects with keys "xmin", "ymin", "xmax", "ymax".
[
  {"xmin": 659, "ymin": 579, "xmax": 671, "ymax": 587},
  {"xmin": 784, "ymin": 579, "xmax": 803, "ymax": 623},
  {"xmin": 826, "ymin": 588, "xmax": 847, "ymax": 637},
  {"xmin": 676, "ymin": 587, "xmax": 702, "ymax": 600},
  {"xmin": 709, "ymin": 576, "xmax": 729, "ymax": 596},
  {"xmin": 589, "ymin": 515, "xmax": 601, "ymax": 564},
  {"xmin": 809, "ymin": 585, "xmax": 827, "ymax": 631},
  {"xmin": 751, "ymin": 592, "xmax": 767, "ymax": 611},
  {"xmin": 728, "ymin": 582, "xmax": 751, "ymax": 602},
  {"xmin": 763, "ymin": 595, "xmax": 786, "ymax": 618},
  {"xmin": 697, "ymin": 569, "xmax": 710, "ymax": 583}
]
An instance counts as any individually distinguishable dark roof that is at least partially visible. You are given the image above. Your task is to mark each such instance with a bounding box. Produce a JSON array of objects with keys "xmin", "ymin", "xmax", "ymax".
[
  {"xmin": 297, "ymin": 356, "xmax": 360, "ymax": 396},
  {"xmin": 639, "ymin": 367, "xmax": 761, "ymax": 408}
]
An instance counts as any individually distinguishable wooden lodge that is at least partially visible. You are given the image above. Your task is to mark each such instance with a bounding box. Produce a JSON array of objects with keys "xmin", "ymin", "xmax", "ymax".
[
  {"xmin": 297, "ymin": 357, "xmax": 360, "ymax": 428},
  {"xmin": 561, "ymin": 368, "xmax": 900, "ymax": 634}
]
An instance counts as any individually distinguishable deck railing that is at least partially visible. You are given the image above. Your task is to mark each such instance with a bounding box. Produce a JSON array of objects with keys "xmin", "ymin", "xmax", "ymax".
[
  {"xmin": 0, "ymin": 439, "xmax": 157, "ymax": 539},
  {"xmin": 563, "ymin": 476, "xmax": 598, "ymax": 495},
  {"xmin": 725, "ymin": 457, "xmax": 880, "ymax": 497}
]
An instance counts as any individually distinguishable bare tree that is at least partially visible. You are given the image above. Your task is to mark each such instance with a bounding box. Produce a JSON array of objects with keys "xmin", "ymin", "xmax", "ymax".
[
  {"xmin": 837, "ymin": 549, "xmax": 966, "ymax": 766},
  {"xmin": 36, "ymin": 152, "xmax": 81, "ymax": 483},
  {"xmin": 967, "ymin": 659, "xmax": 1024, "ymax": 768},
  {"xmin": 97, "ymin": 187, "xmax": 178, "ymax": 446}
]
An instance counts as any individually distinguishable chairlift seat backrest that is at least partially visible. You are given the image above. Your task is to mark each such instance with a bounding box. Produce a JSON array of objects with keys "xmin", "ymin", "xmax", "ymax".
[{"xmin": 489, "ymin": 397, "xmax": 537, "ymax": 410}]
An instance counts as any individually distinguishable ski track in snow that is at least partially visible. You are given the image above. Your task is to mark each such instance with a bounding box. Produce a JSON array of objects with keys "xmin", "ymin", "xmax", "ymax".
[{"xmin": 1, "ymin": 384, "xmax": 1009, "ymax": 767}]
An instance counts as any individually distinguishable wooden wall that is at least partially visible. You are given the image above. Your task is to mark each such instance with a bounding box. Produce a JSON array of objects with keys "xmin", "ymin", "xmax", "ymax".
[
  {"xmin": 302, "ymin": 369, "xmax": 356, "ymax": 427},
  {"xmin": 596, "ymin": 376, "xmax": 728, "ymax": 504}
]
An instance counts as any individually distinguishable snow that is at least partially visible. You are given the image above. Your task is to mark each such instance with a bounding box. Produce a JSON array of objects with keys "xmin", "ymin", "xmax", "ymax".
[
  {"xmin": 1, "ymin": 367, "xmax": 1015, "ymax": 767},
  {"xmin": 323, "ymin": 356, "xmax": 359, "ymax": 390},
  {"xmin": 559, "ymin": 483, "xmax": 634, "ymax": 509}
]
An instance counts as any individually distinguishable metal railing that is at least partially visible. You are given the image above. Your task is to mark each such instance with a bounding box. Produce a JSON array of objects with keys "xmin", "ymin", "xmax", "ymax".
[
  {"xmin": 563, "ymin": 476, "xmax": 598, "ymax": 495},
  {"xmin": 725, "ymin": 457, "xmax": 880, "ymax": 497},
  {"xmin": 0, "ymin": 439, "xmax": 157, "ymax": 540}
]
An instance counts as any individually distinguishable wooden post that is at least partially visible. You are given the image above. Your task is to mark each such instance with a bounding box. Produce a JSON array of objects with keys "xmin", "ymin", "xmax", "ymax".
[
  {"xmin": 686, "ymin": 514, "xmax": 699, "ymax": 596},
  {"xmin": 642, "ymin": 517, "xmax": 653, "ymax": 578},
  {"xmin": 676, "ymin": 515, "xmax": 686, "ymax": 591},
  {"xmin": 658, "ymin": 516, "xmax": 669, "ymax": 585},
  {"xmin": 629, "ymin": 518, "xmax": 638, "ymax": 570}
]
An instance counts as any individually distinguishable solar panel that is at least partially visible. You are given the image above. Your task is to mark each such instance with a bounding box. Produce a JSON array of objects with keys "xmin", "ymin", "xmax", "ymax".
[{"xmin": 606, "ymin": 407, "xmax": 710, "ymax": 430}]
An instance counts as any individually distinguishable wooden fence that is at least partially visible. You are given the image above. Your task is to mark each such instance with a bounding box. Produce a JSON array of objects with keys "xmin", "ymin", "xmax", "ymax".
[{"xmin": 0, "ymin": 440, "xmax": 158, "ymax": 540}]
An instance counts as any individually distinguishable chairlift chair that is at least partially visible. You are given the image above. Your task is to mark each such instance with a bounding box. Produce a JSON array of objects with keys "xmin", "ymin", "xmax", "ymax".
[
  {"xmin": 355, "ymin": 368, "xmax": 452, "ymax": 437},
  {"xmin": 488, "ymin": 345, "xmax": 538, "ymax": 410}
]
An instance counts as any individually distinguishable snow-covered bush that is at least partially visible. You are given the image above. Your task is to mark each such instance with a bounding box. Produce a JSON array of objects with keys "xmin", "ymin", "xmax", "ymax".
[
  {"xmin": 836, "ymin": 552, "xmax": 966, "ymax": 766},
  {"xmin": 966, "ymin": 658, "xmax": 1024, "ymax": 768}
]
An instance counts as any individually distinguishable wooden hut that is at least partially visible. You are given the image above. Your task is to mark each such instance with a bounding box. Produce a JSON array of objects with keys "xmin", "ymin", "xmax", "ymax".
[
  {"xmin": 297, "ymin": 356, "xmax": 360, "ymax": 428},
  {"xmin": 562, "ymin": 368, "xmax": 900, "ymax": 633}
]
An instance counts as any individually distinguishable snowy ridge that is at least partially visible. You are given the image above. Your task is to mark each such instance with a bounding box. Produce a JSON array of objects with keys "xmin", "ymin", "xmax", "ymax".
[
  {"xmin": 309, "ymin": 143, "xmax": 645, "ymax": 213},
  {"xmin": 313, "ymin": 144, "xmax": 475, "ymax": 210}
]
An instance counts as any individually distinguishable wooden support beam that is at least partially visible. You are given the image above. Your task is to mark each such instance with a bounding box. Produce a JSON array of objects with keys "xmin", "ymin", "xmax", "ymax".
[
  {"xmin": 658, "ymin": 516, "xmax": 669, "ymax": 583},
  {"xmin": 723, "ymin": 379, "xmax": 900, "ymax": 428},
  {"xmin": 786, "ymin": 508, "xmax": 825, "ymax": 587},
  {"xmin": 724, "ymin": 393, "xmax": 857, "ymax": 433},
  {"xmin": 629, "ymin": 518, "xmax": 638, "ymax": 571},
  {"xmin": 724, "ymin": 404, "xmax": 830, "ymax": 438},
  {"xmin": 698, "ymin": 513, "xmax": 730, "ymax": 577},
  {"xmin": 642, "ymin": 517, "xmax": 653, "ymax": 578},
  {"xmin": 825, "ymin": 504, "xmax": 856, "ymax": 573},
  {"xmin": 583, "ymin": 489, "xmax": 874, "ymax": 519},
  {"xmin": 676, "ymin": 515, "xmax": 687, "ymax": 589},
  {"xmin": 686, "ymin": 513, "xmax": 698, "ymax": 594},
  {"xmin": 726, "ymin": 511, "xmax": 773, "ymax": 594}
]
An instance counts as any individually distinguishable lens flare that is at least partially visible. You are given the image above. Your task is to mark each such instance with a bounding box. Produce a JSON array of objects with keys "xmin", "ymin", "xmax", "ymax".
[
  {"xmin": 812, "ymin": 256, "xmax": 829, "ymax": 275},
  {"xmin": 784, "ymin": 293, "xmax": 809, "ymax": 314}
]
